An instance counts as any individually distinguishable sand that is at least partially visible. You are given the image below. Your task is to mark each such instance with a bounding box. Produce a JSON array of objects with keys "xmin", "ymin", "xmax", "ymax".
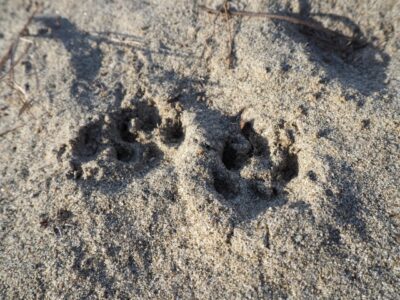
[{"xmin": 0, "ymin": 0, "xmax": 399, "ymax": 298}]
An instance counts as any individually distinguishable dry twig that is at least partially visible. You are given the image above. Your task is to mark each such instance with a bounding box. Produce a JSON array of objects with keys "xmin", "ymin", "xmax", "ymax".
[
  {"xmin": 199, "ymin": 4, "xmax": 363, "ymax": 56},
  {"xmin": 0, "ymin": 124, "xmax": 25, "ymax": 138},
  {"xmin": 222, "ymin": 1, "xmax": 235, "ymax": 68},
  {"xmin": 199, "ymin": 4, "xmax": 344, "ymax": 33},
  {"xmin": 0, "ymin": 3, "xmax": 43, "ymax": 117},
  {"xmin": 0, "ymin": 4, "xmax": 41, "ymax": 77}
]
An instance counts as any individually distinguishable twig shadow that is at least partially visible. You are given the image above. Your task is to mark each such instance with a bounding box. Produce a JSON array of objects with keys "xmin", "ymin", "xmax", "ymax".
[
  {"xmin": 293, "ymin": 0, "xmax": 389, "ymax": 95},
  {"xmin": 33, "ymin": 16, "xmax": 191, "ymax": 107}
]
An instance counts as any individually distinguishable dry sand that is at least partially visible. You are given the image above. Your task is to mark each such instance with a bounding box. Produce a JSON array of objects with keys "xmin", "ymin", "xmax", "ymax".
[{"xmin": 0, "ymin": 0, "xmax": 399, "ymax": 298}]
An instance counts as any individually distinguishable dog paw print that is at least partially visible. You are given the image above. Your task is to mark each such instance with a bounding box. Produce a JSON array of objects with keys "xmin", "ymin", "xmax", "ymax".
[
  {"xmin": 67, "ymin": 100, "xmax": 183, "ymax": 184},
  {"xmin": 210, "ymin": 117, "xmax": 299, "ymax": 219}
]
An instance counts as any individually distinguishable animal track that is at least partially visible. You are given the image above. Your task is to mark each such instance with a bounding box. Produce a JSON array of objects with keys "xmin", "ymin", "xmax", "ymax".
[
  {"xmin": 222, "ymin": 134, "xmax": 253, "ymax": 170},
  {"xmin": 67, "ymin": 100, "xmax": 182, "ymax": 183},
  {"xmin": 159, "ymin": 117, "xmax": 184, "ymax": 145},
  {"xmin": 66, "ymin": 82, "xmax": 296, "ymax": 221},
  {"xmin": 211, "ymin": 118, "xmax": 299, "ymax": 219},
  {"xmin": 72, "ymin": 122, "xmax": 102, "ymax": 159},
  {"xmin": 212, "ymin": 169, "xmax": 239, "ymax": 199},
  {"xmin": 222, "ymin": 121, "xmax": 269, "ymax": 171}
]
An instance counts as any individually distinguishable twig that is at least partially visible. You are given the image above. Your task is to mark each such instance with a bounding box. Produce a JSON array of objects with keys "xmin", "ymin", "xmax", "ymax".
[
  {"xmin": 0, "ymin": 41, "xmax": 32, "ymax": 82},
  {"xmin": 223, "ymin": 1, "xmax": 235, "ymax": 68},
  {"xmin": 0, "ymin": 43, "xmax": 14, "ymax": 73},
  {"xmin": 198, "ymin": 5, "xmax": 355, "ymax": 41},
  {"xmin": 0, "ymin": 124, "xmax": 25, "ymax": 138},
  {"xmin": 0, "ymin": 4, "xmax": 41, "ymax": 75},
  {"xmin": 0, "ymin": 4, "xmax": 43, "ymax": 118},
  {"xmin": 5, "ymin": 80, "xmax": 34, "ymax": 117}
]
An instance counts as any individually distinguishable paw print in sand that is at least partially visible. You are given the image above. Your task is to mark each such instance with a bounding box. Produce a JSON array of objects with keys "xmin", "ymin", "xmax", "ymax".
[
  {"xmin": 176, "ymin": 101, "xmax": 300, "ymax": 222},
  {"xmin": 67, "ymin": 100, "xmax": 183, "ymax": 184},
  {"xmin": 210, "ymin": 117, "xmax": 299, "ymax": 220}
]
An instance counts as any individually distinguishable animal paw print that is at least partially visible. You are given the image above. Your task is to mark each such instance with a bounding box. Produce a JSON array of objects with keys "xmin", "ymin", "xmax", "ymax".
[
  {"xmin": 67, "ymin": 100, "xmax": 183, "ymax": 183},
  {"xmin": 211, "ymin": 118, "xmax": 299, "ymax": 219}
]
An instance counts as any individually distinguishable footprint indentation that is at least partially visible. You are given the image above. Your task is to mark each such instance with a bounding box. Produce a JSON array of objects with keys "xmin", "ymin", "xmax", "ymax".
[
  {"xmin": 160, "ymin": 118, "xmax": 184, "ymax": 145},
  {"xmin": 222, "ymin": 135, "xmax": 252, "ymax": 170},
  {"xmin": 276, "ymin": 151, "xmax": 299, "ymax": 182},
  {"xmin": 68, "ymin": 101, "xmax": 168, "ymax": 184},
  {"xmin": 72, "ymin": 122, "xmax": 102, "ymax": 158},
  {"xmin": 117, "ymin": 109, "xmax": 137, "ymax": 143},
  {"xmin": 207, "ymin": 116, "xmax": 300, "ymax": 220},
  {"xmin": 114, "ymin": 143, "xmax": 135, "ymax": 162},
  {"xmin": 212, "ymin": 170, "xmax": 238, "ymax": 199}
]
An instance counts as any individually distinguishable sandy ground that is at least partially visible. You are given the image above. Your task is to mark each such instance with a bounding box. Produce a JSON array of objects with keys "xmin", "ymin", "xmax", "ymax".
[{"xmin": 0, "ymin": 0, "xmax": 399, "ymax": 298}]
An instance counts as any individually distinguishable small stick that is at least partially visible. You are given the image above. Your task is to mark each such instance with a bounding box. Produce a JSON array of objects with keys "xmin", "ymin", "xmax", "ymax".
[
  {"xmin": 5, "ymin": 80, "xmax": 34, "ymax": 117},
  {"xmin": 0, "ymin": 43, "xmax": 14, "ymax": 73},
  {"xmin": 0, "ymin": 41, "xmax": 32, "ymax": 82},
  {"xmin": 0, "ymin": 4, "xmax": 43, "ymax": 119},
  {"xmin": 0, "ymin": 124, "xmax": 25, "ymax": 138},
  {"xmin": 198, "ymin": 5, "xmax": 354, "ymax": 41},
  {"xmin": 0, "ymin": 3, "xmax": 42, "ymax": 77},
  {"xmin": 222, "ymin": 1, "xmax": 234, "ymax": 68}
]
